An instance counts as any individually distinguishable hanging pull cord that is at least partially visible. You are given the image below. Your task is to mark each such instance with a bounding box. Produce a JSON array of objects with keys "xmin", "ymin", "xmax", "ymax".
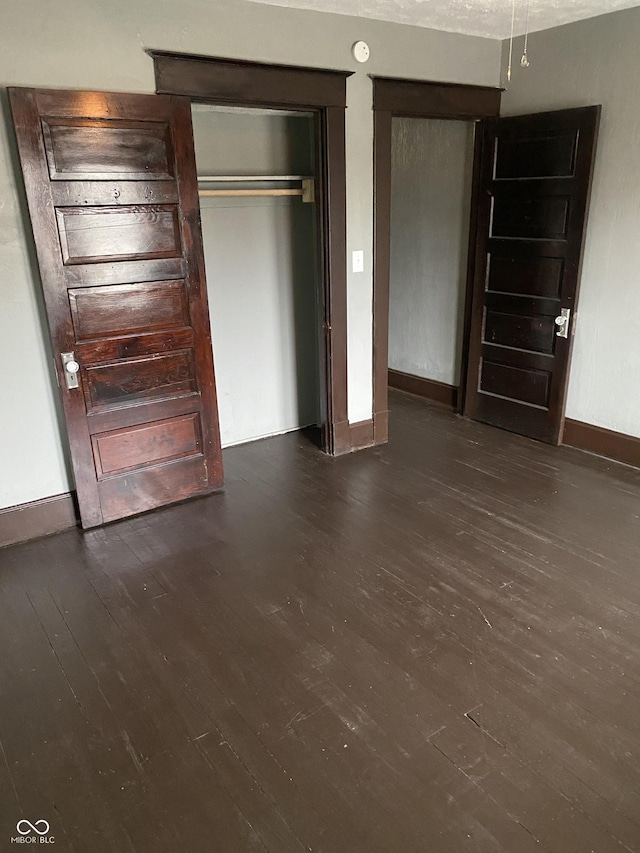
[
  {"xmin": 520, "ymin": 0, "xmax": 530, "ymax": 67},
  {"xmin": 507, "ymin": 0, "xmax": 516, "ymax": 82}
]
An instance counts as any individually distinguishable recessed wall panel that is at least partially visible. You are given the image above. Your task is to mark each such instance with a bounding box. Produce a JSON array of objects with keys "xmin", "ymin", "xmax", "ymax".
[
  {"xmin": 69, "ymin": 280, "xmax": 189, "ymax": 341},
  {"xmin": 495, "ymin": 131, "xmax": 578, "ymax": 179},
  {"xmin": 487, "ymin": 255, "xmax": 564, "ymax": 298},
  {"xmin": 484, "ymin": 310, "xmax": 556, "ymax": 354},
  {"xmin": 57, "ymin": 205, "xmax": 181, "ymax": 265},
  {"xmin": 43, "ymin": 118, "xmax": 174, "ymax": 180},
  {"xmin": 83, "ymin": 350, "xmax": 196, "ymax": 411},
  {"xmin": 492, "ymin": 196, "xmax": 570, "ymax": 240},
  {"xmin": 92, "ymin": 413, "xmax": 202, "ymax": 478},
  {"xmin": 481, "ymin": 361, "xmax": 550, "ymax": 407}
]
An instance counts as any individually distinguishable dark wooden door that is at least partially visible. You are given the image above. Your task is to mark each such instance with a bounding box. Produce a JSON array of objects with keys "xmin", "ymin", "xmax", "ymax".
[
  {"xmin": 464, "ymin": 107, "xmax": 600, "ymax": 443},
  {"xmin": 10, "ymin": 88, "xmax": 223, "ymax": 528}
]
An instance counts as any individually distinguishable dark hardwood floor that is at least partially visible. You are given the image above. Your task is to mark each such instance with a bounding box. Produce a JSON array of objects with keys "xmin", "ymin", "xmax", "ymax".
[{"xmin": 1, "ymin": 390, "xmax": 640, "ymax": 852}]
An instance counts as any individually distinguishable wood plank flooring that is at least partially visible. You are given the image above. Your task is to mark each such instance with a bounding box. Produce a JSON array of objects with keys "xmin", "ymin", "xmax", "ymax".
[{"xmin": 1, "ymin": 390, "xmax": 640, "ymax": 852}]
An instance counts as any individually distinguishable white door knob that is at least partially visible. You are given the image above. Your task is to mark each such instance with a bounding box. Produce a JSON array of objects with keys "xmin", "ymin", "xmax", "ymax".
[
  {"xmin": 65, "ymin": 360, "xmax": 80, "ymax": 374},
  {"xmin": 555, "ymin": 308, "xmax": 571, "ymax": 338}
]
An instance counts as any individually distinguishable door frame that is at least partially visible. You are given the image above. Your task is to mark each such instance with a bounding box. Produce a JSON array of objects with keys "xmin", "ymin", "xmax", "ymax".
[
  {"xmin": 371, "ymin": 77, "xmax": 502, "ymax": 443},
  {"xmin": 150, "ymin": 51, "xmax": 353, "ymax": 455}
]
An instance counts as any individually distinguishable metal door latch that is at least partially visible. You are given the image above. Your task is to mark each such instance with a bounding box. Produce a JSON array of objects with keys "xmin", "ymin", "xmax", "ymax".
[
  {"xmin": 61, "ymin": 352, "xmax": 80, "ymax": 389},
  {"xmin": 555, "ymin": 308, "xmax": 571, "ymax": 339}
]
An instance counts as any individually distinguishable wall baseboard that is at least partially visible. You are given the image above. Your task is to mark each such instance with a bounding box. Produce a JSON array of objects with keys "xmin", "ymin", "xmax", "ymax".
[
  {"xmin": 349, "ymin": 419, "xmax": 375, "ymax": 451},
  {"xmin": 0, "ymin": 492, "xmax": 78, "ymax": 549},
  {"xmin": 388, "ymin": 369, "xmax": 458, "ymax": 408},
  {"xmin": 563, "ymin": 419, "xmax": 640, "ymax": 469},
  {"xmin": 2, "ymin": 417, "xmax": 636, "ymax": 550}
]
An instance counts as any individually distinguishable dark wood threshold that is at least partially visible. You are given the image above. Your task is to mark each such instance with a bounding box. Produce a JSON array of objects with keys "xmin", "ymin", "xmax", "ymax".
[
  {"xmin": 388, "ymin": 369, "xmax": 458, "ymax": 409},
  {"xmin": 563, "ymin": 419, "xmax": 640, "ymax": 469},
  {"xmin": 0, "ymin": 492, "xmax": 78, "ymax": 548},
  {"xmin": 349, "ymin": 419, "xmax": 375, "ymax": 451}
]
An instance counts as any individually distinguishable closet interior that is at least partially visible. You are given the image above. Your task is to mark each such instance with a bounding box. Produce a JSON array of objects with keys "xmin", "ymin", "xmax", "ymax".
[
  {"xmin": 191, "ymin": 104, "xmax": 322, "ymax": 449},
  {"xmin": 388, "ymin": 117, "xmax": 475, "ymax": 392}
]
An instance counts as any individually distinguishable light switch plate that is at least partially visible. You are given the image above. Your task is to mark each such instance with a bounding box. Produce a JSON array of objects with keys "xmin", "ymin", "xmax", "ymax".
[{"xmin": 352, "ymin": 250, "xmax": 364, "ymax": 273}]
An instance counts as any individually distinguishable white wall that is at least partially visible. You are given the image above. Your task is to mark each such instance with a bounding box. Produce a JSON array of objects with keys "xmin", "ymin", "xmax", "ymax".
[
  {"xmin": 191, "ymin": 105, "xmax": 315, "ymax": 176},
  {"xmin": 192, "ymin": 107, "xmax": 320, "ymax": 447},
  {"xmin": 200, "ymin": 198, "xmax": 321, "ymax": 446},
  {"xmin": 0, "ymin": 0, "xmax": 500, "ymax": 509},
  {"xmin": 500, "ymin": 7, "xmax": 640, "ymax": 438},
  {"xmin": 388, "ymin": 117, "xmax": 474, "ymax": 386}
]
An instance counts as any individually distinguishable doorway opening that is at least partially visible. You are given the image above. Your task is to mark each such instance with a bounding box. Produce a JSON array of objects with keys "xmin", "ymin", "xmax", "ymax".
[
  {"xmin": 151, "ymin": 51, "xmax": 352, "ymax": 456},
  {"xmin": 191, "ymin": 104, "xmax": 322, "ymax": 450},
  {"xmin": 372, "ymin": 77, "xmax": 502, "ymax": 444},
  {"xmin": 374, "ymin": 79, "xmax": 600, "ymax": 448}
]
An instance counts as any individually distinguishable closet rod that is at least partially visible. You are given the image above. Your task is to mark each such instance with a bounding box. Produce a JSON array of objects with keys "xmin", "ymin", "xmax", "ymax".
[
  {"xmin": 197, "ymin": 175, "xmax": 312, "ymax": 183},
  {"xmin": 198, "ymin": 179, "xmax": 315, "ymax": 203},
  {"xmin": 199, "ymin": 188, "xmax": 302, "ymax": 197}
]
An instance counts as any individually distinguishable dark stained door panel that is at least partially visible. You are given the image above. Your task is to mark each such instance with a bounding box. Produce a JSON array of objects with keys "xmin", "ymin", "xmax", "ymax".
[
  {"xmin": 10, "ymin": 88, "xmax": 223, "ymax": 528},
  {"xmin": 464, "ymin": 107, "xmax": 600, "ymax": 444}
]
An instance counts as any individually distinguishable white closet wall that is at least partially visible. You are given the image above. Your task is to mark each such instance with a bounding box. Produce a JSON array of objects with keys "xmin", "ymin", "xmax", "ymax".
[
  {"xmin": 191, "ymin": 106, "xmax": 321, "ymax": 448},
  {"xmin": 388, "ymin": 118, "xmax": 475, "ymax": 386}
]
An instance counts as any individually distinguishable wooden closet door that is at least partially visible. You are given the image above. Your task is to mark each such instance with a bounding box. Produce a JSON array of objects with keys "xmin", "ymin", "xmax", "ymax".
[
  {"xmin": 10, "ymin": 88, "xmax": 223, "ymax": 528},
  {"xmin": 464, "ymin": 107, "xmax": 600, "ymax": 443}
]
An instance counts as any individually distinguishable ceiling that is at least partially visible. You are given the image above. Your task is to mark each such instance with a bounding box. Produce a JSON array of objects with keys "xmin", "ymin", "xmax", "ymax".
[{"xmin": 245, "ymin": 0, "xmax": 640, "ymax": 39}]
